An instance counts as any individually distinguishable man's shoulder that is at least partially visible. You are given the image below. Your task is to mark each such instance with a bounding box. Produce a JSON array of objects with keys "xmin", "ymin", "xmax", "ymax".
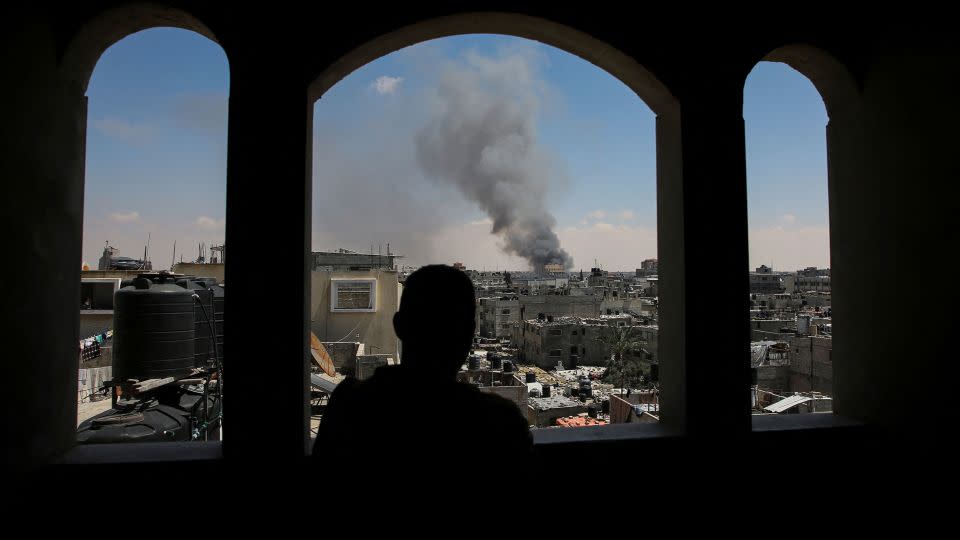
[{"xmin": 460, "ymin": 387, "xmax": 528, "ymax": 422}]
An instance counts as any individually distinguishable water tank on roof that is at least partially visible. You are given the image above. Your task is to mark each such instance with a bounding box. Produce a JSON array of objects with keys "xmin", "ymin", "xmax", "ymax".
[
  {"xmin": 502, "ymin": 360, "xmax": 514, "ymax": 373},
  {"xmin": 177, "ymin": 278, "xmax": 213, "ymax": 368},
  {"xmin": 489, "ymin": 353, "xmax": 502, "ymax": 370},
  {"xmin": 113, "ymin": 277, "xmax": 196, "ymax": 381},
  {"xmin": 541, "ymin": 384, "xmax": 551, "ymax": 398},
  {"xmin": 579, "ymin": 378, "xmax": 593, "ymax": 398},
  {"xmin": 525, "ymin": 372, "xmax": 537, "ymax": 383},
  {"xmin": 176, "ymin": 277, "xmax": 225, "ymax": 368},
  {"xmin": 467, "ymin": 356, "xmax": 480, "ymax": 370}
]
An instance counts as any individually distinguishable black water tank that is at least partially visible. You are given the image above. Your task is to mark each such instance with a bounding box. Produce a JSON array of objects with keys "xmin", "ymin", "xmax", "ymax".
[
  {"xmin": 114, "ymin": 278, "xmax": 196, "ymax": 381},
  {"xmin": 579, "ymin": 379, "xmax": 593, "ymax": 398},
  {"xmin": 525, "ymin": 372, "xmax": 537, "ymax": 383},
  {"xmin": 177, "ymin": 278, "xmax": 213, "ymax": 368},
  {"xmin": 489, "ymin": 353, "xmax": 502, "ymax": 370},
  {"xmin": 541, "ymin": 384, "xmax": 551, "ymax": 398},
  {"xmin": 468, "ymin": 356, "xmax": 480, "ymax": 370},
  {"xmin": 176, "ymin": 277, "xmax": 224, "ymax": 368},
  {"xmin": 502, "ymin": 360, "xmax": 514, "ymax": 373},
  {"xmin": 210, "ymin": 283, "xmax": 224, "ymax": 364},
  {"xmin": 77, "ymin": 400, "xmax": 192, "ymax": 443}
]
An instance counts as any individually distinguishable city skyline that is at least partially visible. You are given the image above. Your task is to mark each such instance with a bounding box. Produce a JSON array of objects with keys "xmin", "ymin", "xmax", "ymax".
[{"xmin": 82, "ymin": 29, "xmax": 830, "ymax": 272}]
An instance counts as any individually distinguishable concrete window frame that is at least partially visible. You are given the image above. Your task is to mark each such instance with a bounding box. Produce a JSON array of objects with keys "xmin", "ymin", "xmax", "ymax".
[{"xmin": 36, "ymin": 8, "xmax": 874, "ymax": 470}]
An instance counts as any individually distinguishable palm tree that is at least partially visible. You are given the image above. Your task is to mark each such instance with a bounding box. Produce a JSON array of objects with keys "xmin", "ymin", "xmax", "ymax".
[{"xmin": 596, "ymin": 325, "xmax": 649, "ymax": 392}]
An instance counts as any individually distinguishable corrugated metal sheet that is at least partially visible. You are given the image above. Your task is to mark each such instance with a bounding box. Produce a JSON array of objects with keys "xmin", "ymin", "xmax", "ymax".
[
  {"xmin": 310, "ymin": 373, "xmax": 339, "ymax": 394},
  {"xmin": 763, "ymin": 394, "xmax": 812, "ymax": 413}
]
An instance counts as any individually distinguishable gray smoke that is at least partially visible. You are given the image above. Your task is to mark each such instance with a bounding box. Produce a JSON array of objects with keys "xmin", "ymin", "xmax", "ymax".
[{"xmin": 415, "ymin": 52, "xmax": 573, "ymax": 271}]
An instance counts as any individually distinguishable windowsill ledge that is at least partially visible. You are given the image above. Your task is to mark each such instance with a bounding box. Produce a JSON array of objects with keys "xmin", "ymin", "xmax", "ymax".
[
  {"xmin": 56, "ymin": 441, "xmax": 222, "ymax": 465},
  {"xmin": 533, "ymin": 421, "xmax": 679, "ymax": 445},
  {"xmin": 751, "ymin": 412, "xmax": 863, "ymax": 432}
]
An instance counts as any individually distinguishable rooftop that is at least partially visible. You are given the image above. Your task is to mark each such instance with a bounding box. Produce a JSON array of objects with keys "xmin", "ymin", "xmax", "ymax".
[{"xmin": 528, "ymin": 395, "xmax": 582, "ymax": 411}]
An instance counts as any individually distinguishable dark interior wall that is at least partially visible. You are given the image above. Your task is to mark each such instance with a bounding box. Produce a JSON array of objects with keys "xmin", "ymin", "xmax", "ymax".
[
  {"xmin": 3, "ymin": 5, "xmax": 954, "ymax": 473},
  {"xmin": 832, "ymin": 45, "xmax": 956, "ymax": 435},
  {"xmin": 3, "ymin": 13, "xmax": 87, "ymax": 468}
]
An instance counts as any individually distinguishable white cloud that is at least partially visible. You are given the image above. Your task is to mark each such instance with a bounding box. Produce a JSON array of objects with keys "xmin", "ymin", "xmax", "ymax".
[
  {"xmin": 195, "ymin": 216, "xmax": 226, "ymax": 230},
  {"xmin": 620, "ymin": 210, "xmax": 636, "ymax": 221},
  {"xmin": 93, "ymin": 118, "xmax": 152, "ymax": 144},
  {"xmin": 109, "ymin": 211, "xmax": 140, "ymax": 223},
  {"xmin": 781, "ymin": 213, "xmax": 797, "ymax": 224},
  {"xmin": 371, "ymin": 75, "xmax": 403, "ymax": 95},
  {"xmin": 586, "ymin": 210, "xmax": 607, "ymax": 220}
]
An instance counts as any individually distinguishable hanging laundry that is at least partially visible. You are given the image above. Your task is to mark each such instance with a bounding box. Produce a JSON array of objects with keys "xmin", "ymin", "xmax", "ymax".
[{"xmin": 81, "ymin": 341, "xmax": 101, "ymax": 362}]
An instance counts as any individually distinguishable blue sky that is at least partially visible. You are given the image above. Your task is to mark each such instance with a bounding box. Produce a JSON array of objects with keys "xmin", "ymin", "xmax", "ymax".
[{"xmin": 83, "ymin": 28, "xmax": 829, "ymax": 271}]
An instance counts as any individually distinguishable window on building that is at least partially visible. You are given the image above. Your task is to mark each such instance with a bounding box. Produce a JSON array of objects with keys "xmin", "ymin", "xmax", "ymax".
[
  {"xmin": 502, "ymin": 309, "xmax": 511, "ymax": 315},
  {"xmin": 549, "ymin": 328, "xmax": 563, "ymax": 336},
  {"xmin": 331, "ymin": 279, "xmax": 377, "ymax": 311},
  {"xmin": 548, "ymin": 349, "xmax": 563, "ymax": 357}
]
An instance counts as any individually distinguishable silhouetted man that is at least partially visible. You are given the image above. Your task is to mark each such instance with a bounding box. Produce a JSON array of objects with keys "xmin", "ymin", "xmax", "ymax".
[{"xmin": 312, "ymin": 265, "xmax": 533, "ymax": 478}]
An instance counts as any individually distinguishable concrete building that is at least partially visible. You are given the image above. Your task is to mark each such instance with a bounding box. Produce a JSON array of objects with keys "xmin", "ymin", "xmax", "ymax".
[
  {"xmin": 636, "ymin": 258, "xmax": 658, "ymax": 277},
  {"xmin": 543, "ymin": 263, "xmax": 565, "ymax": 274},
  {"xmin": 79, "ymin": 277, "xmax": 121, "ymax": 340},
  {"xmin": 172, "ymin": 262, "xmax": 225, "ymax": 283},
  {"xmin": 609, "ymin": 392, "xmax": 660, "ymax": 424},
  {"xmin": 794, "ymin": 267, "xmax": 832, "ymax": 293},
  {"xmin": 514, "ymin": 277, "xmax": 569, "ymax": 292},
  {"xmin": 788, "ymin": 334, "xmax": 833, "ymax": 396},
  {"xmin": 749, "ymin": 265, "xmax": 785, "ymax": 294},
  {"xmin": 458, "ymin": 368, "xmax": 529, "ymax": 419},
  {"xmin": 512, "ymin": 314, "xmax": 657, "ymax": 369},
  {"xmin": 527, "ymin": 395, "xmax": 586, "ymax": 427},
  {"xmin": 311, "ymin": 248, "xmax": 399, "ymax": 271},
  {"xmin": 477, "ymin": 296, "xmax": 520, "ymax": 339},
  {"xmin": 95, "ymin": 244, "xmax": 151, "ymax": 271},
  {"xmin": 355, "ymin": 354, "xmax": 394, "ymax": 379},
  {"xmin": 310, "ymin": 269, "xmax": 402, "ymax": 357}
]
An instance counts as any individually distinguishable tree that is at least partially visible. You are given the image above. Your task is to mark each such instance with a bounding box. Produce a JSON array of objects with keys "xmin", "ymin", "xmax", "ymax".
[{"xmin": 596, "ymin": 325, "xmax": 649, "ymax": 391}]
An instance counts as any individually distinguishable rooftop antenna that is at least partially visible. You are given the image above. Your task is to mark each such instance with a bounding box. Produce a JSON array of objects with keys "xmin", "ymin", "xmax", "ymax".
[{"xmin": 171, "ymin": 240, "xmax": 176, "ymax": 270}]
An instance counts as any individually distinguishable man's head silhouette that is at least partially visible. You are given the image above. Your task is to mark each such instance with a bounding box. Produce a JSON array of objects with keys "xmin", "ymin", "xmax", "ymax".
[{"xmin": 393, "ymin": 265, "xmax": 476, "ymax": 378}]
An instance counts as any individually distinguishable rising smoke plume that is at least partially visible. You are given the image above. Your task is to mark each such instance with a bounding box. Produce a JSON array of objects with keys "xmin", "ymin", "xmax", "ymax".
[{"xmin": 415, "ymin": 51, "xmax": 573, "ymax": 271}]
